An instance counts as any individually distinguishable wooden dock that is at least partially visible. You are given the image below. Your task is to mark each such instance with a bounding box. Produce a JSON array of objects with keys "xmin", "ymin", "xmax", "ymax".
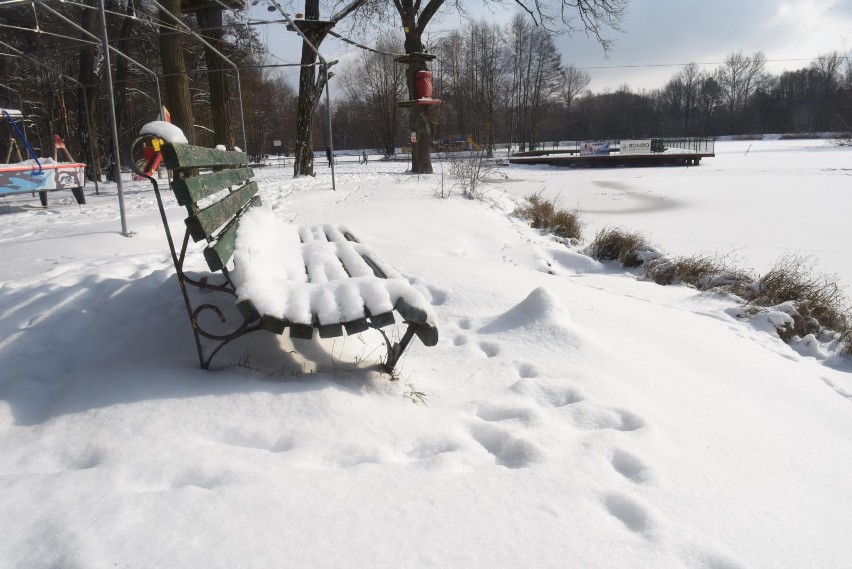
[{"xmin": 509, "ymin": 152, "xmax": 714, "ymax": 168}]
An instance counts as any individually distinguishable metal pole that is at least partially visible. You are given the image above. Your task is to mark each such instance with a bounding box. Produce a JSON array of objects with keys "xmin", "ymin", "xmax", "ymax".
[
  {"xmin": 267, "ymin": 0, "xmax": 336, "ymax": 191},
  {"xmin": 324, "ymin": 63, "xmax": 335, "ymax": 189},
  {"xmin": 235, "ymin": 69, "xmax": 248, "ymax": 153},
  {"xmin": 97, "ymin": 0, "xmax": 128, "ymax": 236}
]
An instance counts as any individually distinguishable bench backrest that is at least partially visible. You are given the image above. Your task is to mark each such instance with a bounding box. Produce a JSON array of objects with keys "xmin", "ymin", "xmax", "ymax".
[{"xmin": 161, "ymin": 143, "xmax": 260, "ymax": 272}]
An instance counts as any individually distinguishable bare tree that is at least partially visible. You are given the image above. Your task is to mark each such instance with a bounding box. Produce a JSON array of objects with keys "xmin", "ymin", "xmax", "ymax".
[
  {"xmin": 717, "ymin": 51, "xmax": 767, "ymax": 133},
  {"xmin": 560, "ymin": 63, "xmax": 590, "ymax": 137},
  {"xmin": 341, "ymin": 33, "xmax": 406, "ymax": 156}
]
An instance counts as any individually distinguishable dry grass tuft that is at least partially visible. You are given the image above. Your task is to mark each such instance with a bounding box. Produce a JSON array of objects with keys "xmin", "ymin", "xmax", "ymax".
[
  {"xmin": 645, "ymin": 254, "xmax": 752, "ymax": 292},
  {"xmin": 588, "ymin": 227, "xmax": 657, "ymax": 268},
  {"xmin": 513, "ymin": 193, "xmax": 583, "ymax": 240},
  {"xmin": 742, "ymin": 255, "xmax": 850, "ymax": 339}
]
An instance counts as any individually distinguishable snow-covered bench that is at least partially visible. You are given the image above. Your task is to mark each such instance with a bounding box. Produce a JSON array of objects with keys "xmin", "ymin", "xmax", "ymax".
[{"xmin": 129, "ymin": 135, "xmax": 438, "ymax": 371}]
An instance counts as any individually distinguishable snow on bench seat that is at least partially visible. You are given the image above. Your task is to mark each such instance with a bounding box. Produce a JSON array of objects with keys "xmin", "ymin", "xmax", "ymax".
[{"xmin": 230, "ymin": 207, "xmax": 437, "ymax": 336}]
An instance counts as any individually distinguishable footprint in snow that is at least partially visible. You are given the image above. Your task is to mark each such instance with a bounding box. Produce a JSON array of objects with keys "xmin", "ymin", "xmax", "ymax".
[
  {"xmin": 610, "ymin": 448, "xmax": 653, "ymax": 484},
  {"xmin": 474, "ymin": 401, "xmax": 540, "ymax": 425},
  {"xmin": 603, "ymin": 492, "xmax": 656, "ymax": 537},
  {"xmin": 510, "ymin": 377, "xmax": 585, "ymax": 408},
  {"xmin": 469, "ymin": 422, "xmax": 544, "ymax": 469},
  {"xmin": 458, "ymin": 318, "xmax": 472, "ymax": 330},
  {"xmin": 453, "ymin": 334, "xmax": 469, "ymax": 347},
  {"xmin": 516, "ymin": 362, "xmax": 539, "ymax": 378},
  {"xmin": 570, "ymin": 405, "xmax": 645, "ymax": 432},
  {"xmin": 479, "ymin": 341, "xmax": 501, "ymax": 358}
]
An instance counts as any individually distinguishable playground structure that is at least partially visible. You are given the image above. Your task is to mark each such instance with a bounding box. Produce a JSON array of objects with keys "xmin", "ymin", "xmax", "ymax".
[
  {"xmin": 509, "ymin": 137, "xmax": 715, "ymax": 167},
  {"xmin": 1, "ymin": 109, "xmax": 87, "ymax": 206},
  {"xmin": 433, "ymin": 134, "xmax": 481, "ymax": 153}
]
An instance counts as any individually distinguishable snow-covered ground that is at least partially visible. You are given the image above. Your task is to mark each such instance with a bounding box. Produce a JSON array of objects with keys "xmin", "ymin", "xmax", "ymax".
[{"xmin": 1, "ymin": 139, "xmax": 851, "ymax": 568}]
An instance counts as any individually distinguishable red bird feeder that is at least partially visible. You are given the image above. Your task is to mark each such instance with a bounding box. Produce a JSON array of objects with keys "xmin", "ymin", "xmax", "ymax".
[{"xmin": 415, "ymin": 70, "xmax": 441, "ymax": 106}]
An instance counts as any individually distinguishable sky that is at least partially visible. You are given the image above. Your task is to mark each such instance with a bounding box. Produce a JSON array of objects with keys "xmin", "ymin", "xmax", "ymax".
[{"xmin": 247, "ymin": 0, "xmax": 852, "ymax": 93}]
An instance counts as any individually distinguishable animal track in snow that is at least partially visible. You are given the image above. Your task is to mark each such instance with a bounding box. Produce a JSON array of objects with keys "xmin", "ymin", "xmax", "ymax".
[
  {"xmin": 479, "ymin": 341, "xmax": 501, "ymax": 358},
  {"xmin": 603, "ymin": 492, "xmax": 655, "ymax": 536},
  {"xmin": 458, "ymin": 318, "xmax": 472, "ymax": 330},
  {"xmin": 469, "ymin": 422, "xmax": 543, "ymax": 469},
  {"xmin": 424, "ymin": 285, "xmax": 448, "ymax": 306},
  {"xmin": 516, "ymin": 362, "xmax": 538, "ymax": 378},
  {"xmin": 610, "ymin": 448, "xmax": 652, "ymax": 483},
  {"xmin": 453, "ymin": 334, "xmax": 469, "ymax": 346},
  {"xmin": 406, "ymin": 437, "xmax": 462, "ymax": 461},
  {"xmin": 570, "ymin": 405, "xmax": 645, "ymax": 432},
  {"xmin": 510, "ymin": 378, "xmax": 584, "ymax": 408},
  {"xmin": 474, "ymin": 401, "xmax": 539, "ymax": 425}
]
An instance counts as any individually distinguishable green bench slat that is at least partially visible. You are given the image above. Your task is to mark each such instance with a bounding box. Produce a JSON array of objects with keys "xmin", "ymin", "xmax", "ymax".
[
  {"xmin": 203, "ymin": 195, "xmax": 262, "ymax": 271},
  {"xmin": 162, "ymin": 143, "xmax": 248, "ymax": 170},
  {"xmin": 185, "ymin": 181, "xmax": 258, "ymax": 242},
  {"xmin": 172, "ymin": 167, "xmax": 255, "ymax": 206}
]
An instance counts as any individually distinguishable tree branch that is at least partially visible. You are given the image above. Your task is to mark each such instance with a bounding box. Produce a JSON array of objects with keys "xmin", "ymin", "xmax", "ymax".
[
  {"xmin": 416, "ymin": 0, "xmax": 446, "ymax": 35},
  {"xmin": 329, "ymin": 0, "xmax": 369, "ymax": 24}
]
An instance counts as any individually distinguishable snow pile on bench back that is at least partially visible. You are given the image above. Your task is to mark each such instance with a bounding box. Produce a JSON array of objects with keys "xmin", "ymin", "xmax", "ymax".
[
  {"xmin": 231, "ymin": 207, "xmax": 437, "ymax": 328},
  {"xmin": 140, "ymin": 121, "xmax": 188, "ymax": 144}
]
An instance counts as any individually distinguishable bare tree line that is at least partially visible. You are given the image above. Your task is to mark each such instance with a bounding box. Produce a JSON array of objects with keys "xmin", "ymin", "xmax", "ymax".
[
  {"xmin": 333, "ymin": 40, "xmax": 852, "ymax": 153},
  {"xmin": 2, "ymin": 0, "xmax": 850, "ymax": 180}
]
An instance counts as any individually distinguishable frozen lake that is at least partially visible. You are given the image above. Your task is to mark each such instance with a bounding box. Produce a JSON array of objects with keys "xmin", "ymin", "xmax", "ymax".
[{"xmin": 497, "ymin": 139, "xmax": 852, "ymax": 293}]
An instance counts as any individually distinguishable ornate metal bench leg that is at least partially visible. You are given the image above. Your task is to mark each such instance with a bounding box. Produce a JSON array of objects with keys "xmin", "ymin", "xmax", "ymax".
[{"xmin": 383, "ymin": 324, "xmax": 418, "ymax": 373}]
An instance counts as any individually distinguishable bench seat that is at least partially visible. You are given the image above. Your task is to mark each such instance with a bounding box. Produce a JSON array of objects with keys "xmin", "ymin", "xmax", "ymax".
[{"xmin": 231, "ymin": 207, "xmax": 438, "ymax": 345}]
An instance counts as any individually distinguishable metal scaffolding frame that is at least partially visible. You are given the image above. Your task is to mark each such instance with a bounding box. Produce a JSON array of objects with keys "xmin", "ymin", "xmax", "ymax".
[{"xmin": 0, "ymin": 0, "xmax": 253, "ymax": 235}]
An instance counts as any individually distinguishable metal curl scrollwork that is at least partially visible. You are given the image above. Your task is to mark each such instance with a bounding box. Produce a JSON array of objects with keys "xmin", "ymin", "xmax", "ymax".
[{"xmin": 192, "ymin": 303, "xmax": 255, "ymax": 341}]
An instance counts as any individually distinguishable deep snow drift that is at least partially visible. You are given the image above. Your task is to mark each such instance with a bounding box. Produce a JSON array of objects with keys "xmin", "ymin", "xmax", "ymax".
[{"xmin": 0, "ymin": 140, "xmax": 850, "ymax": 568}]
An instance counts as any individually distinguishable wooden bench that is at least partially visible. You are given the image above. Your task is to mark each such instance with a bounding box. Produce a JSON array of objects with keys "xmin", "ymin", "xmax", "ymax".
[{"xmin": 129, "ymin": 135, "xmax": 438, "ymax": 371}]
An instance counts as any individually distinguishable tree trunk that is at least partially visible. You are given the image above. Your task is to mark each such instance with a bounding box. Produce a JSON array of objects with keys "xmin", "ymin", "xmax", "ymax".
[
  {"xmin": 111, "ymin": 0, "xmax": 135, "ymax": 166},
  {"xmin": 78, "ymin": 1, "xmax": 101, "ymax": 182},
  {"xmin": 403, "ymin": 28, "xmax": 433, "ymax": 174},
  {"xmin": 197, "ymin": 7, "xmax": 234, "ymax": 149},
  {"xmin": 293, "ymin": 0, "xmax": 331, "ymax": 177},
  {"xmin": 158, "ymin": 0, "xmax": 194, "ymax": 144},
  {"xmin": 294, "ymin": 31, "xmax": 321, "ymax": 176}
]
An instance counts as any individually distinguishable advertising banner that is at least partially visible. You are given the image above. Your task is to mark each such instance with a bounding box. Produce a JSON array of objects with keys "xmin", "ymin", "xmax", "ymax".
[
  {"xmin": 579, "ymin": 142, "xmax": 610, "ymax": 156},
  {"xmin": 620, "ymin": 139, "xmax": 652, "ymax": 155}
]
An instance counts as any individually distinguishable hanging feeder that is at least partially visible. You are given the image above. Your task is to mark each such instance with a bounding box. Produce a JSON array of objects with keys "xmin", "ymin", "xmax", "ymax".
[{"xmin": 395, "ymin": 53, "xmax": 442, "ymax": 107}]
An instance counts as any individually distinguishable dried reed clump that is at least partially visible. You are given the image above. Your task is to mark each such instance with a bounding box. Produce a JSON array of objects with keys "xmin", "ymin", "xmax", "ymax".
[
  {"xmin": 645, "ymin": 254, "xmax": 752, "ymax": 293},
  {"xmin": 648, "ymin": 253, "xmax": 851, "ymax": 347},
  {"xmin": 588, "ymin": 227, "xmax": 658, "ymax": 268},
  {"xmin": 742, "ymin": 255, "xmax": 850, "ymax": 340},
  {"xmin": 513, "ymin": 193, "xmax": 583, "ymax": 240}
]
